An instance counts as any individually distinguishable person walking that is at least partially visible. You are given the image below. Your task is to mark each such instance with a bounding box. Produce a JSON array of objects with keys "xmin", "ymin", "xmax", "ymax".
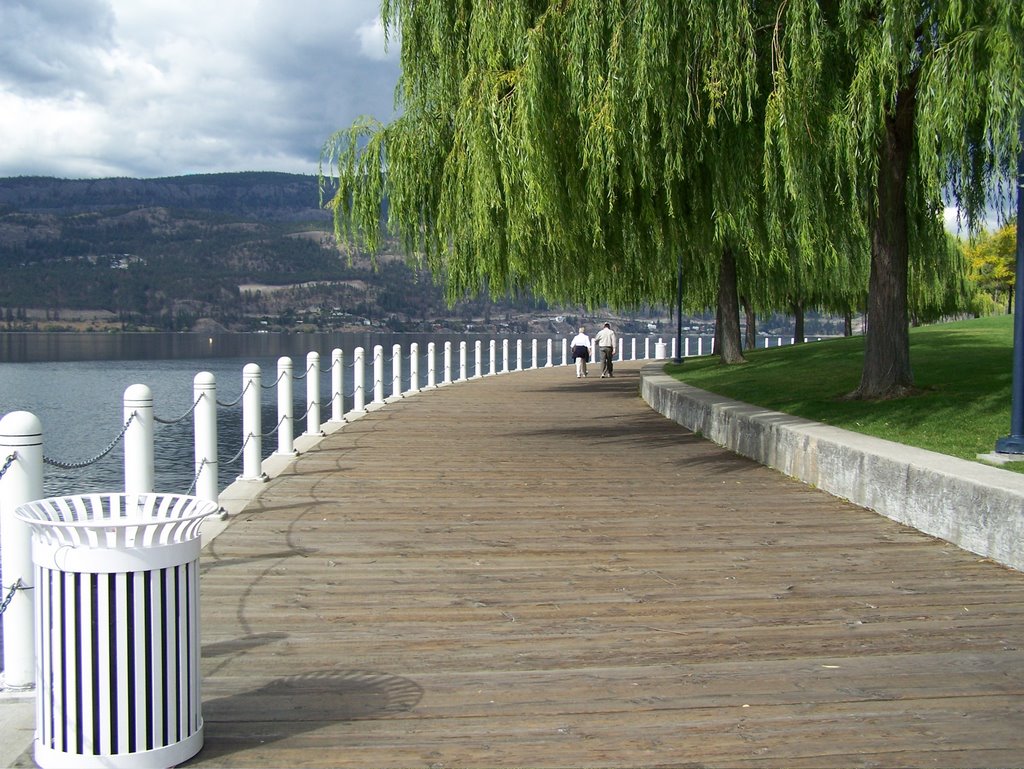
[
  {"xmin": 595, "ymin": 322, "xmax": 617, "ymax": 378},
  {"xmin": 570, "ymin": 326, "xmax": 591, "ymax": 378}
]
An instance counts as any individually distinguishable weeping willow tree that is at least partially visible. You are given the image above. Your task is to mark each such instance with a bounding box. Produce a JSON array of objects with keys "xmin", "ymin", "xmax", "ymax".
[
  {"xmin": 322, "ymin": 2, "xmax": 778, "ymax": 331},
  {"xmin": 322, "ymin": 0, "xmax": 1021, "ymax": 394},
  {"xmin": 766, "ymin": 0, "xmax": 1023, "ymax": 397}
]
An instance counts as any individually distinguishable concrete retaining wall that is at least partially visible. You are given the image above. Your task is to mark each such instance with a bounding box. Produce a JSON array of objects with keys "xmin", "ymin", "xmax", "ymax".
[{"xmin": 640, "ymin": 364, "xmax": 1024, "ymax": 572}]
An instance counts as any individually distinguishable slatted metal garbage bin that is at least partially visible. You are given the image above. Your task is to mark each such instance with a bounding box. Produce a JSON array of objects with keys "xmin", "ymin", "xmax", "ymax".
[{"xmin": 15, "ymin": 492, "xmax": 218, "ymax": 769}]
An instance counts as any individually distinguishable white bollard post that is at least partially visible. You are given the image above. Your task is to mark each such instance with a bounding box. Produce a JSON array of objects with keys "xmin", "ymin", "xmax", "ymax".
[
  {"xmin": 697, "ymin": 337, "xmax": 703, "ymax": 356},
  {"xmin": 764, "ymin": 337, "xmax": 770, "ymax": 349},
  {"xmin": 306, "ymin": 351, "xmax": 321, "ymax": 435},
  {"xmin": 644, "ymin": 338, "xmax": 651, "ymax": 360},
  {"xmin": 531, "ymin": 339, "xmax": 538, "ymax": 369},
  {"xmin": 373, "ymin": 345, "xmax": 385, "ymax": 403},
  {"xmin": 502, "ymin": 339, "xmax": 510, "ymax": 372},
  {"xmin": 516, "ymin": 339, "xmax": 523, "ymax": 371},
  {"xmin": 459, "ymin": 341, "xmax": 468, "ymax": 381},
  {"xmin": 193, "ymin": 372, "xmax": 219, "ymax": 505},
  {"xmin": 410, "ymin": 343, "xmax": 420, "ymax": 393},
  {"xmin": 711, "ymin": 337, "xmax": 716, "ymax": 354},
  {"xmin": 671, "ymin": 338, "xmax": 677, "ymax": 360},
  {"xmin": 392, "ymin": 344, "xmax": 403, "ymax": 398},
  {"xmin": 631, "ymin": 338, "xmax": 637, "ymax": 360},
  {"xmin": 591, "ymin": 339, "xmax": 598, "ymax": 365},
  {"xmin": 353, "ymin": 347, "xmax": 366, "ymax": 412},
  {"xmin": 562, "ymin": 338, "xmax": 568, "ymax": 365},
  {"xmin": 331, "ymin": 349, "xmax": 344, "ymax": 422},
  {"xmin": 474, "ymin": 341, "xmax": 483, "ymax": 378},
  {"xmin": 489, "ymin": 340, "xmax": 497, "ymax": 375},
  {"xmin": 427, "ymin": 342, "xmax": 436, "ymax": 388},
  {"xmin": 123, "ymin": 384, "xmax": 154, "ymax": 494},
  {"xmin": 276, "ymin": 357, "xmax": 294, "ymax": 455},
  {"xmin": 618, "ymin": 341, "xmax": 625, "ymax": 362},
  {"xmin": 443, "ymin": 341, "xmax": 452, "ymax": 384},
  {"xmin": 685, "ymin": 337, "xmax": 691, "ymax": 357},
  {"xmin": 0, "ymin": 411, "xmax": 42, "ymax": 689},
  {"xmin": 546, "ymin": 339, "xmax": 553, "ymax": 367},
  {"xmin": 240, "ymin": 364, "xmax": 263, "ymax": 480}
]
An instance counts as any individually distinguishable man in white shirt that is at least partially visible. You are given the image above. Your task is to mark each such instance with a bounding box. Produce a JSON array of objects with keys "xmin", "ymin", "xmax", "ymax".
[
  {"xmin": 595, "ymin": 322, "xmax": 616, "ymax": 378},
  {"xmin": 570, "ymin": 327, "xmax": 591, "ymax": 377}
]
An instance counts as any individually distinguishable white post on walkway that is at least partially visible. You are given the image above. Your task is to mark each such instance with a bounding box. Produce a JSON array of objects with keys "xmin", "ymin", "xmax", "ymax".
[
  {"xmin": 0, "ymin": 410, "xmax": 42, "ymax": 689},
  {"xmin": 276, "ymin": 357, "xmax": 294, "ymax": 455},
  {"xmin": 489, "ymin": 340, "xmax": 497, "ymax": 375},
  {"xmin": 373, "ymin": 345, "xmax": 385, "ymax": 404},
  {"xmin": 409, "ymin": 343, "xmax": 420, "ymax": 394},
  {"xmin": 631, "ymin": 338, "xmax": 637, "ymax": 360},
  {"xmin": 123, "ymin": 383, "xmax": 154, "ymax": 494},
  {"xmin": 685, "ymin": 338, "xmax": 691, "ymax": 357},
  {"xmin": 712, "ymin": 338, "xmax": 716, "ymax": 354},
  {"xmin": 671, "ymin": 338, "xmax": 677, "ymax": 360},
  {"xmin": 530, "ymin": 339, "xmax": 538, "ymax": 369},
  {"xmin": 591, "ymin": 339, "xmax": 598, "ymax": 365},
  {"xmin": 546, "ymin": 339, "xmax": 554, "ymax": 367},
  {"xmin": 391, "ymin": 344, "xmax": 403, "ymax": 399},
  {"xmin": 618, "ymin": 341, "xmax": 625, "ymax": 362},
  {"xmin": 306, "ymin": 351, "xmax": 321, "ymax": 435},
  {"xmin": 697, "ymin": 338, "xmax": 704, "ymax": 356},
  {"xmin": 502, "ymin": 339, "xmax": 510, "ymax": 372},
  {"xmin": 459, "ymin": 341, "xmax": 468, "ymax": 381},
  {"xmin": 562, "ymin": 338, "xmax": 568, "ymax": 365},
  {"xmin": 644, "ymin": 338, "xmax": 651, "ymax": 360},
  {"xmin": 240, "ymin": 364, "xmax": 263, "ymax": 480},
  {"xmin": 516, "ymin": 339, "xmax": 524, "ymax": 371},
  {"xmin": 443, "ymin": 342, "xmax": 452, "ymax": 384},
  {"xmin": 353, "ymin": 347, "xmax": 366, "ymax": 412},
  {"xmin": 474, "ymin": 341, "xmax": 483, "ymax": 378},
  {"xmin": 331, "ymin": 349, "xmax": 344, "ymax": 422},
  {"xmin": 193, "ymin": 372, "xmax": 219, "ymax": 505},
  {"xmin": 427, "ymin": 343, "xmax": 437, "ymax": 388}
]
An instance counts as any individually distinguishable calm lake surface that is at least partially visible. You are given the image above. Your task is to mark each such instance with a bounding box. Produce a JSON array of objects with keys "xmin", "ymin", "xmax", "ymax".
[{"xmin": 0, "ymin": 331, "xmax": 590, "ymax": 497}]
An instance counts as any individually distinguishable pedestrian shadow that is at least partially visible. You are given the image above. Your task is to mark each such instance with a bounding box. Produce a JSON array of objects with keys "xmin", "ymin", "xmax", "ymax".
[{"xmin": 184, "ymin": 669, "xmax": 423, "ymax": 764}]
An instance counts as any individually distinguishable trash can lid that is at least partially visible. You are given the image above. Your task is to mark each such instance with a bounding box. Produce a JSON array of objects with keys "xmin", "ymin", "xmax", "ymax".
[{"xmin": 15, "ymin": 493, "xmax": 219, "ymax": 549}]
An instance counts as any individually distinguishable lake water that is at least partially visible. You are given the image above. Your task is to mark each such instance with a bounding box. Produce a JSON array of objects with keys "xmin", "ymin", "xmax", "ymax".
[{"xmin": 0, "ymin": 331, "xmax": 592, "ymax": 497}]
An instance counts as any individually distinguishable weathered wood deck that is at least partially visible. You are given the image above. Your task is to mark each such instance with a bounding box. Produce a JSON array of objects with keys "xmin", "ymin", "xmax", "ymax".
[{"xmin": 186, "ymin": 362, "xmax": 1024, "ymax": 768}]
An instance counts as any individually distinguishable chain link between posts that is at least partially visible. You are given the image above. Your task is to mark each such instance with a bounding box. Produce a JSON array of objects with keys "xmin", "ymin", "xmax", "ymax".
[
  {"xmin": 0, "ymin": 451, "xmax": 16, "ymax": 482},
  {"xmin": 42, "ymin": 412, "xmax": 137, "ymax": 470},
  {"xmin": 0, "ymin": 579, "xmax": 27, "ymax": 616},
  {"xmin": 153, "ymin": 393, "xmax": 205, "ymax": 425}
]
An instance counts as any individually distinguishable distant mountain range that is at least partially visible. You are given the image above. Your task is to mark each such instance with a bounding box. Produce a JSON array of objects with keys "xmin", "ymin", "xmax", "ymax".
[{"xmin": 0, "ymin": 172, "xmax": 563, "ymax": 334}]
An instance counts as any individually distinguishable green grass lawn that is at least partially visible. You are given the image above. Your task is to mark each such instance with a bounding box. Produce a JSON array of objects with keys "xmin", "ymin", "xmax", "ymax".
[{"xmin": 663, "ymin": 315, "xmax": 1021, "ymax": 471}]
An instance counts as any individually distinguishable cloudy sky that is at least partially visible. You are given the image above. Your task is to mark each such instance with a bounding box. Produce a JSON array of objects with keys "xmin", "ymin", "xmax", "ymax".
[{"xmin": 0, "ymin": 0, "xmax": 400, "ymax": 179}]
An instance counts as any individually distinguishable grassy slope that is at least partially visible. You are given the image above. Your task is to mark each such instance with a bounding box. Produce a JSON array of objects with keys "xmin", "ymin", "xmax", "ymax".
[{"xmin": 664, "ymin": 315, "xmax": 1018, "ymax": 470}]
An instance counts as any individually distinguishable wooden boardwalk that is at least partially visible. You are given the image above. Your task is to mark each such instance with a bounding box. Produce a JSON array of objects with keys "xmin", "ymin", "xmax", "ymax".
[{"xmin": 185, "ymin": 363, "xmax": 1024, "ymax": 768}]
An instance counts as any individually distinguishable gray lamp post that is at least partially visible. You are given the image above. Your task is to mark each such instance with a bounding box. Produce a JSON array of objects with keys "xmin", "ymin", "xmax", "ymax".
[{"xmin": 995, "ymin": 113, "xmax": 1024, "ymax": 455}]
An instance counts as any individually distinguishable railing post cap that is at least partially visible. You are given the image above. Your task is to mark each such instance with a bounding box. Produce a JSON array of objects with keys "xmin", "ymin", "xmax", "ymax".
[
  {"xmin": 243, "ymin": 362, "xmax": 261, "ymax": 375},
  {"xmin": 0, "ymin": 410, "xmax": 42, "ymax": 437},
  {"xmin": 124, "ymin": 383, "xmax": 153, "ymax": 403},
  {"xmin": 278, "ymin": 356, "xmax": 292, "ymax": 368},
  {"xmin": 194, "ymin": 371, "xmax": 216, "ymax": 386},
  {"xmin": 307, "ymin": 351, "xmax": 319, "ymax": 361}
]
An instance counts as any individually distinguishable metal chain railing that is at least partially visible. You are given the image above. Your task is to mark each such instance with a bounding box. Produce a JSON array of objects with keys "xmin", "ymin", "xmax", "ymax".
[
  {"xmin": 0, "ymin": 451, "xmax": 16, "ymax": 482},
  {"xmin": 261, "ymin": 370, "xmax": 286, "ymax": 389},
  {"xmin": 0, "ymin": 579, "xmax": 27, "ymax": 616},
  {"xmin": 153, "ymin": 393, "xmax": 205, "ymax": 425},
  {"xmin": 43, "ymin": 412, "xmax": 136, "ymax": 470},
  {"xmin": 222, "ymin": 432, "xmax": 254, "ymax": 466},
  {"xmin": 216, "ymin": 378, "xmax": 253, "ymax": 408},
  {"xmin": 187, "ymin": 458, "xmax": 208, "ymax": 496}
]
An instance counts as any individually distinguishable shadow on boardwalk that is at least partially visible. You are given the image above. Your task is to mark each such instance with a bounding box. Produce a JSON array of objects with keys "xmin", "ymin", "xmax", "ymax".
[{"xmin": 174, "ymin": 362, "xmax": 1023, "ymax": 768}]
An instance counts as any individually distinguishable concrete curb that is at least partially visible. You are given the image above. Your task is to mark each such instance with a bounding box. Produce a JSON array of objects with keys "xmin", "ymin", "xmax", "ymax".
[{"xmin": 640, "ymin": 363, "xmax": 1024, "ymax": 573}]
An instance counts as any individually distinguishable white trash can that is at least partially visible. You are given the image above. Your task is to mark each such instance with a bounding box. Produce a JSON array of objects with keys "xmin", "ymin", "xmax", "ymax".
[
  {"xmin": 654, "ymin": 339, "xmax": 668, "ymax": 360},
  {"xmin": 15, "ymin": 493, "xmax": 218, "ymax": 769}
]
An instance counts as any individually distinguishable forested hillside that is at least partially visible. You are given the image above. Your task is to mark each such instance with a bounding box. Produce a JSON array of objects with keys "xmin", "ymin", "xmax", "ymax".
[{"xmin": 0, "ymin": 173, "xmax": 556, "ymax": 333}]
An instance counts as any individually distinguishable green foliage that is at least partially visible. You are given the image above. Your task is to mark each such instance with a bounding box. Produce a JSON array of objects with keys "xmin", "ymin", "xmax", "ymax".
[
  {"xmin": 666, "ymin": 315, "xmax": 1018, "ymax": 467},
  {"xmin": 964, "ymin": 224, "xmax": 1017, "ymax": 311}
]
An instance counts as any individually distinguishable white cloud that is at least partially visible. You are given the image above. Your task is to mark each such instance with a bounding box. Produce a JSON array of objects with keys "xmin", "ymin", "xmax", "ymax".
[{"xmin": 0, "ymin": 0, "xmax": 400, "ymax": 178}]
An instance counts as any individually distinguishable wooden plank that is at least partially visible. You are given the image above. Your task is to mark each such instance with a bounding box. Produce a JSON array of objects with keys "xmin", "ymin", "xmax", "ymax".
[{"xmin": 185, "ymin": 364, "xmax": 1024, "ymax": 768}]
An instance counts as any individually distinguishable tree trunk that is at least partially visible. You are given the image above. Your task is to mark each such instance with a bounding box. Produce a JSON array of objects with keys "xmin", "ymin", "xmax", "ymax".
[
  {"xmin": 844, "ymin": 311, "xmax": 853, "ymax": 337},
  {"xmin": 854, "ymin": 82, "xmax": 916, "ymax": 399},
  {"xmin": 792, "ymin": 300, "xmax": 805, "ymax": 344},
  {"xmin": 715, "ymin": 245, "xmax": 745, "ymax": 364},
  {"xmin": 741, "ymin": 295, "xmax": 757, "ymax": 350}
]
